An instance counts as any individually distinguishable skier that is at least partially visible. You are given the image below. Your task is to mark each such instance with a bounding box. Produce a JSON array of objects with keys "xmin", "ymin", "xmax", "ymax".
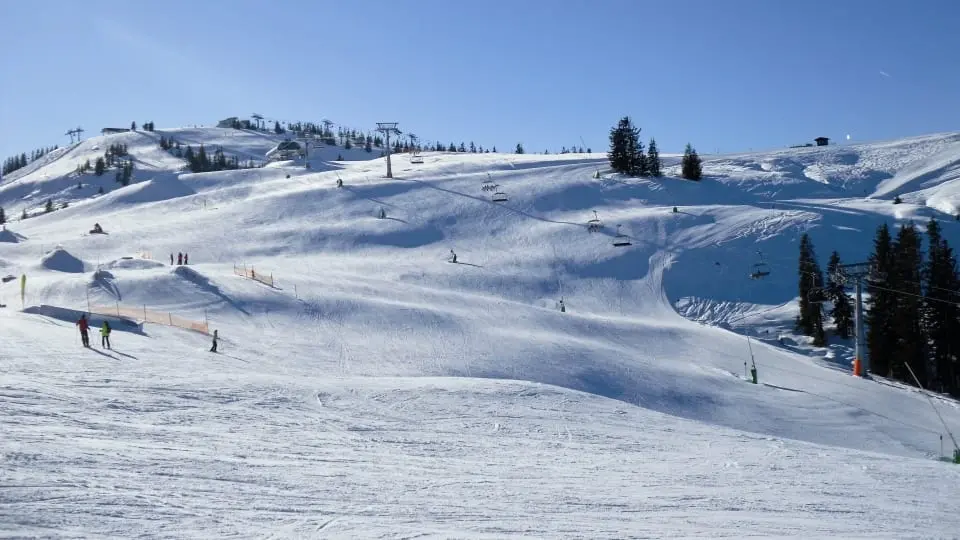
[
  {"xmin": 170, "ymin": 253, "xmax": 174, "ymax": 265},
  {"xmin": 210, "ymin": 329, "xmax": 218, "ymax": 353},
  {"xmin": 100, "ymin": 320, "xmax": 112, "ymax": 349},
  {"xmin": 76, "ymin": 314, "xmax": 90, "ymax": 347},
  {"xmin": 559, "ymin": 299, "xmax": 565, "ymax": 313},
  {"xmin": 184, "ymin": 253, "xmax": 189, "ymax": 265},
  {"xmin": 450, "ymin": 249, "xmax": 457, "ymax": 263},
  {"xmin": 177, "ymin": 252, "xmax": 183, "ymax": 265}
]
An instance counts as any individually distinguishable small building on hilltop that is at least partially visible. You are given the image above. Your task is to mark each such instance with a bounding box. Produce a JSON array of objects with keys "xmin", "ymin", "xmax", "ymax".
[
  {"xmin": 815, "ymin": 137, "xmax": 830, "ymax": 146},
  {"xmin": 265, "ymin": 140, "xmax": 304, "ymax": 161},
  {"xmin": 101, "ymin": 128, "xmax": 130, "ymax": 135},
  {"xmin": 217, "ymin": 117, "xmax": 238, "ymax": 128}
]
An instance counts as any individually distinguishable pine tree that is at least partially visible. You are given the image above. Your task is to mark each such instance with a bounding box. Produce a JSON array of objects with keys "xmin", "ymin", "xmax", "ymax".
[
  {"xmin": 889, "ymin": 222, "xmax": 925, "ymax": 385},
  {"xmin": 797, "ymin": 233, "xmax": 826, "ymax": 345},
  {"xmin": 515, "ymin": 143, "xmax": 524, "ymax": 154},
  {"xmin": 94, "ymin": 157, "xmax": 106, "ymax": 176},
  {"xmin": 607, "ymin": 116, "xmax": 641, "ymax": 175},
  {"xmin": 197, "ymin": 144, "xmax": 209, "ymax": 172},
  {"xmin": 922, "ymin": 218, "xmax": 960, "ymax": 394},
  {"xmin": 469, "ymin": 141, "xmax": 476, "ymax": 153},
  {"xmin": 825, "ymin": 251, "xmax": 854, "ymax": 339},
  {"xmin": 866, "ymin": 223, "xmax": 897, "ymax": 378},
  {"xmin": 365, "ymin": 139, "xmax": 372, "ymax": 153},
  {"xmin": 647, "ymin": 138, "xmax": 662, "ymax": 177},
  {"xmin": 184, "ymin": 146, "xmax": 197, "ymax": 172},
  {"xmin": 22, "ymin": 209, "xmax": 28, "ymax": 220},
  {"xmin": 44, "ymin": 199, "xmax": 53, "ymax": 213},
  {"xmin": 633, "ymin": 138, "xmax": 648, "ymax": 176},
  {"xmin": 274, "ymin": 121, "xmax": 283, "ymax": 134},
  {"xmin": 681, "ymin": 143, "xmax": 703, "ymax": 180},
  {"xmin": 345, "ymin": 139, "xmax": 353, "ymax": 150},
  {"xmin": 131, "ymin": 121, "xmax": 137, "ymax": 131},
  {"xmin": 0, "ymin": 206, "xmax": 5, "ymax": 224}
]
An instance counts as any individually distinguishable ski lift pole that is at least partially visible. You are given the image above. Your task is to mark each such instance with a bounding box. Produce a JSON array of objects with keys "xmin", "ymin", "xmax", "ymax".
[
  {"xmin": 903, "ymin": 361, "xmax": 959, "ymax": 461},
  {"xmin": 746, "ymin": 334, "xmax": 758, "ymax": 384}
]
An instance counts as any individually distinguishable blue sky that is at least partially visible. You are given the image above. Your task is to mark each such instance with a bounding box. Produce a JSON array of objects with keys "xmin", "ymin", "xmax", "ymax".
[{"xmin": 1, "ymin": 0, "xmax": 958, "ymax": 161}]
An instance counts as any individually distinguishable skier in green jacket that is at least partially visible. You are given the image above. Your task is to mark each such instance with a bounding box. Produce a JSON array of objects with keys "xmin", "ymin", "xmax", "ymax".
[{"xmin": 100, "ymin": 321, "xmax": 112, "ymax": 349}]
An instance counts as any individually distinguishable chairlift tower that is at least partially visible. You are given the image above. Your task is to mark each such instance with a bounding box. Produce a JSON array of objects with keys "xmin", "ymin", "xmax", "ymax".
[
  {"xmin": 835, "ymin": 261, "xmax": 876, "ymax": 377},
  {"xmin": 376, "ymin": 122, "xmax": 401, "ymax": 178}
]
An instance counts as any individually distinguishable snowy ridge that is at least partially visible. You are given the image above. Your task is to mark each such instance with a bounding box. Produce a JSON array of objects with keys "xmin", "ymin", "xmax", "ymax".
[{"xmin": 2, "ymin": 127, "xmax": 960, "ymax": 536}]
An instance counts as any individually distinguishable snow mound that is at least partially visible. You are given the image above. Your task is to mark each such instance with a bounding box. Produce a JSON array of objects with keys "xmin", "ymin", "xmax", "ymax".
[
  {"xmin": 104, "ymin": 257, "xmax": 166, "ymax": 270},
  {"xmin": 109, "ymin": 175, "xmax": 196, "ymax": 205},
  {"xmin": 40, "ymin": 247, "xmax": 89, "ymax": 273},
  {"xmin": 0, "ymin": 228, "xmax": 26, "ymax": 243}
]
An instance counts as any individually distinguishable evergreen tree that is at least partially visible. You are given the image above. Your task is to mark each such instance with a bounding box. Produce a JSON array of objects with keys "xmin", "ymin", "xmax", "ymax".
[
  {"xmin": 98, "ymin": 186, "xmax": 104, "ymax": 195},
  {"xmin": 274, "ymin": 121, "xmax": 283, "ymax": 134},
  {"xmin": 22, "ymin": 209, "xmax": 28, "ymax": 220},
  {"xmin": 470, "ymin": 141, "xmax": 476, "ymax": 153},
  {"xmin": 0, "ymin": 206, "xmax": 5, "ymax": 224},
  {"xmin": 890, "ymin": 222, "xmax": 925, "ymax": 385},
  {"xmin": 825, "ymin": 251, "xmax": 854, "ymax": 339},
  {"xmin": 448, "ymin": 142, "xmax": 456, "ymax": 152},
  {"xmin": 44, "ymin": 198, "xmax": 54, "ymax": 213},
  {"xmin": 797, "ymin": 233, "xmax": 826, "ymax": 345},
  {"xmin": 634, "ymin": 139, "xmax": 648, "ymax": 176},
  {"xmin": 647, "ymin": 138, "xmax": 662, "ymax": 177},
  {"xmin": 515, "ymin": 143, "xmax": 524, "ymax": 154},
  {"xmin": 184, "ymin": 146, "xmax": 197, "ymax": 172},
  {"xmin": 365, "ymin": 139, "xmax": 372, "ymax": 153},
  {"xmin": 131, "ymin": 121, "xmax": 137, "ymax": 131},
  {"xmin": 922, "ymin": 218, "xmax": 960, "ymax": 394},
  {"xmin": 866, "ymin": 223, "xmax": 897, "ymax": 377},
  {"xmin": 94, "ymin": 157, "xmax": 106, "ymax": 176},
  {"xmin": 681, "ymin": 143, "xmax": 703, "ymax": 180},
  {"xmin": 492, "ymin": 146, "xmax": 497, "ymax": 153},
  {"xmin": 459, "ymin": 142, "xmax": 467, "ymax": 153},
  {"xmin": 607, "ymin": 116, "xmax": 641, "ymax": 175},
  {"xmin": 197, "ymin": 144, "xmax": 209, "ymax": 172},
  {"xmin": 345, "ymin": 139, "xmax": 353, "ymax": 150}
]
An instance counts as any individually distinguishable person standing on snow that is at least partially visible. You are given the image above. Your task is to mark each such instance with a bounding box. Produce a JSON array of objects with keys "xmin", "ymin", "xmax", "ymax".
[
  {"xmin": 184, "ymin": 253, "xmax": 189, "ymax": 265},
  {"xmin": 177, "ymin": 253, "xmax": 183, "ymax": 265},
  {"xmin": 100, "ymin": 321, "xmax": 112, "ymax": 349},
  {"xmin": 210, "ymin": 329, "xmax": 218, "ymax": 353},
  {"xmin": 170, "ymin": 253, "xmax": 174, "ymax": 265},
  {"xmin": 76, "ymin": 314, "xmax": 90, "ymax": 347}
]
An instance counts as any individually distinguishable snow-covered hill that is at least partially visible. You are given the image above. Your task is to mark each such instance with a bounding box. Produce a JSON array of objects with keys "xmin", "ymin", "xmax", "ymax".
[{"xmin": 3, "ymin": 127, "xmax": 960, "ymax": 537}]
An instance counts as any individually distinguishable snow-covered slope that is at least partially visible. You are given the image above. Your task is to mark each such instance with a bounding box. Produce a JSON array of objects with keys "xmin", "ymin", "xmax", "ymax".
[{"xmin": 3, "ymin": 128, "xmax": 960, "ymax": 537}]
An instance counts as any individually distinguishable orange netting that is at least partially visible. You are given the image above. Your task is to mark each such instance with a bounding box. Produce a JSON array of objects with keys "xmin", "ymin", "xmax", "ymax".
[
  {"xmin": 90, "ymin": 304, "xmax": 210, "ymax": 335},
  {"xmin": 233, "ymin": 264, "xmax": 275, "ymax": 288}
]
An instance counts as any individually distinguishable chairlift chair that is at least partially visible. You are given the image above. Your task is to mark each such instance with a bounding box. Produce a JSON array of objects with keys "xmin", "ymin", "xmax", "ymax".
[
  {"xmin": 587, "ymin": 210, "xmax": 602, "ymax": 232},
  {"xmin": 492, "ymin": 185, "xmax": 508, "ymax": 202},
  {"xmin": 482, "ymin": 174, "xmax": 495, "ymax": 191},
  {"xmin": 612, "ymin": 224, "xmax": 632, "ymax": 247},
  {"xmin": 410, "ymin": 150, "xmax": 424, "ymax": 164},
  {"xmin": 749, "ymin": 250, "xmax": 770, "ymax": 279}
]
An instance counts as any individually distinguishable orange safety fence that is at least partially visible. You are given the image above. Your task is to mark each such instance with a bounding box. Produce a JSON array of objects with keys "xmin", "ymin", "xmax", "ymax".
[
  {"xmin": 90, "ymin": 304, "xmax": 210, "ymax": 335},
  {"xmin": 233, "ymin": 264, "xmax": 276, "ymax": 288}
]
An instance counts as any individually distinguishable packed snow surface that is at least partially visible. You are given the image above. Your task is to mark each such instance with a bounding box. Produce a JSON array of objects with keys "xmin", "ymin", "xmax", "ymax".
[{"xmin": 2, "ymin": 128, "xmax": 960, "ymax": 537}]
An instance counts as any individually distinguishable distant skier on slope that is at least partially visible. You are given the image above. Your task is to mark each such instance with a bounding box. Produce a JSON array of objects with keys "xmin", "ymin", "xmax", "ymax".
[
  {"xmin": 210, "ymin": 329, "xmax": 218, "ymax": 353},
  {"xmin": 100, "ymin": 321, "xmax": 112, "ymax": 349},
  {"xmin": 76, "ymin": 314, "xmax": 90, "ymax": 347},
  {"xmin": 177, "ymin": 252, "xmax": 183, "ymax": 265}
]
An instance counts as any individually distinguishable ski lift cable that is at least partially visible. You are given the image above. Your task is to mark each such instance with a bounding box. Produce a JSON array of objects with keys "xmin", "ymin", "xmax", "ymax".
[{"xmin": 761, "ymin": 257, "xmax": 960, "ymax": 308}]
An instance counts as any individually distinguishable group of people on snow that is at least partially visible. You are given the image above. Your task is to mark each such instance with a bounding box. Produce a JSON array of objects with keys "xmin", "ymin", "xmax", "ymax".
[
  {"xmin": 75, "ymin": 314, "xmax": 111, "ymax": 349},
  {"xmin": 171, "ymin": 252, "xmax": 189, "ymax": 265}
]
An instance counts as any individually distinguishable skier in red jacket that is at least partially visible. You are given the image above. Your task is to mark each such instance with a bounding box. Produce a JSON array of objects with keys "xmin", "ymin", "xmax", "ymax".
[{"xmin": 76, "ymin": 314, "xmax": 90, "ymax": 347}]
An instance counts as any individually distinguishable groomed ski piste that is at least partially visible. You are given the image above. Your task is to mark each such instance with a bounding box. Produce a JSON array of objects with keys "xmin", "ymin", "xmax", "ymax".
[{"xmin": 3, "ymin": 127, "xmax": 960, "ymax": 537}]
